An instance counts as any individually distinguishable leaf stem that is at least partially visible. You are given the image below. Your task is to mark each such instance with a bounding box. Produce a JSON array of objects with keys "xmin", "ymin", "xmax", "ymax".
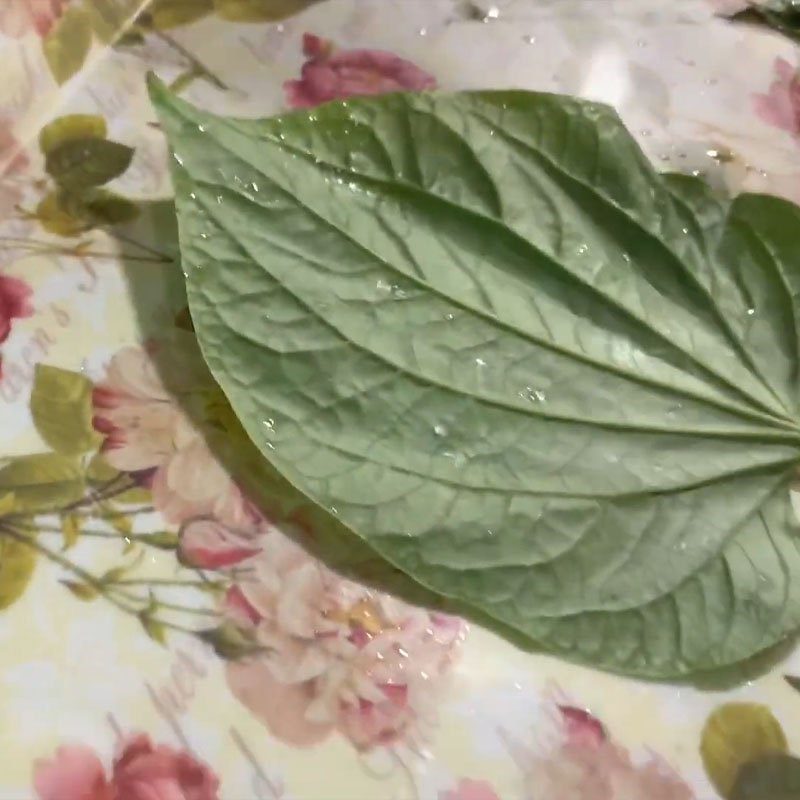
[
  {"xmin": 109, "ymin": 578, "xmax": 221, "ymax": 588},
  {"xmin": 6, "ymin": 475, "xmax": 139, "ymax": 522},
  {"xmin": 73, "ymin": 505, "xmax": 156, "ymax": 518},
  {"xmin": 35, "ymin": 527, "xmax": 171, "ymax": 546}
]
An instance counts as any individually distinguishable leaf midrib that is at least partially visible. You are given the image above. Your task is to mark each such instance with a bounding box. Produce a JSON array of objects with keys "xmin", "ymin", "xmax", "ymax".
[{"xmin": 187, "ymin": 186, "xmax": 800, "ymax": 500}]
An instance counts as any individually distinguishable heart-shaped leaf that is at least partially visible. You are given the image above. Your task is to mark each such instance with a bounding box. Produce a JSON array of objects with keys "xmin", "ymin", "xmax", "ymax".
[{"xmin": 150, "ymin": 80, "xmax": 800, "ymax": 677}]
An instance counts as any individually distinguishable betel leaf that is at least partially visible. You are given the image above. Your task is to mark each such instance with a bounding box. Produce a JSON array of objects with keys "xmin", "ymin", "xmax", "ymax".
[{"xmin": 150, "ymin": 80, "xmax": 800, "ymax": 677}]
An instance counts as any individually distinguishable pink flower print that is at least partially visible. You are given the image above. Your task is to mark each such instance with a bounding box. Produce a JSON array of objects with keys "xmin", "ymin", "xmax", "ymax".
[
  {"xmin": 0, "ymin": 274, "xmax": 32, "ymax": 343},
  {"xmin": 0, "ymin": 0, "xmax": 69, "ymax": 39},
  {"xmin": 754, "ymin": 57, "xmax": 800, "ymax": 136},
  {"xmin": 512, "ymin": 705, "xmax": 695, "ymax": 800},
  {"xmin": 33, "ymin": 735, "xmax": 219, "ymax": 800},
  {"xmin": 284, "ymin": 33, "xmax": 436, "ymax": 109},
  {"xmin": 439, "ymin": 778, "xmax": 501, "ymax": 800},
  {"xmin": 189, "ymin": 521, "xmax": 465, "ymax": 750},
  {"xmin": 92, "ymin": 345, "xmax": 258, "ymax": 529},
  {"xmin": 33, "ymin": 745, "xmax": 112, "ymax": 800}
]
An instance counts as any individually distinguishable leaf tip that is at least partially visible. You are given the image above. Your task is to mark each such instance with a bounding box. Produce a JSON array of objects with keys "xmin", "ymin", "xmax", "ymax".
[{"xmin": 145, "ymin": 71, "xmax": 168, "ymax": 103}]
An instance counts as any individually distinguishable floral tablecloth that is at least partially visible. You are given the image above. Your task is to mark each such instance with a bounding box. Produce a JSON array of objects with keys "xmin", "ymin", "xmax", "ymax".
[{"xmin": 2, "ymin": 1, "xmax": 800, "ymax": 798}]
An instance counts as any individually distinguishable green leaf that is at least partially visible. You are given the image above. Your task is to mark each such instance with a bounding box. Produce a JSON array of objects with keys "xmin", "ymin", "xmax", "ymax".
[
  {"xmin": 100, "ymin": 504, "xmax": 133, "ymax": 536},
  {"xmin": 198, "ymin": 622, "xmax": 264, "ymax": 660},
  {"xmin": 701, "ymin": 703, "xmax": 788, "ymax": 798},
  {"xmin": 60, "ymin": 514, "xmax": 81, "ymax": 550},
  {"xmin": 110, "ymin": 485, "xmax": 152, "ymax": 506},
  {"xmin": 39, "ymin": 114, "xmax": 107, "ymax": 156},
  {"xmin": 86, "ymin": 454, "xmax": 120, "ymax": 484},
  {"xmin": 35, "ymin": 189, "xmax": 137, "ymax": 236},
  {"xmin": 137, "ymin": 0, "xmax": 214, "ymax": 29},
  {"xmin": 212, "ymin": 0, "xmax": 323, "ymax": 22},
  {"xmin": 84, "ymin": 0, "xmax": 143, "ymax": 42},
  {"xmin": 139, "ymin": 613, "xmax": 167, "ymax": 644},
  {"xmin": 0, "ymin": 454, "xmax": 84, "ymax": 513},
  {"xmin": 45, "ymin": 138, "xmax": 134, "ymax": 190},
  {"xmin": 99, "ymin": 565, "xmax": 128, "ymax": 584},
  {"xmin": 139, "ymin": 531, "xmax": 180, "ymax": 550},
  {"xmin": 732, "ymin": 754, "xmax": 800, "ymax": 800},
  {"xmin": 36, "ymin": 191, "xmax": 90, "ymax": 237},
  {"xmin": 30, "ymin": 365, "xmax": 100, "ymax": 455},
  {"xmin": 61, "ymin": 579, "xmax": 98, "ymax": 601},
  {"xmin": 84, "ymin": 190, "xmax": 139, "ymax": 225},
  {"xmin": 42, "ymin": 6, "xmax": 93, "ymax": 85},
  {"xmin": 0, "ymin": 494, "xmax": 15, "ymax": 518},
  {"xmin": 151, "ymin": 82, "xmax": 800, "ymax": 677},
  {"xmin": 0, "ymin": 536, "xmax": 37, "ymax": 610}
]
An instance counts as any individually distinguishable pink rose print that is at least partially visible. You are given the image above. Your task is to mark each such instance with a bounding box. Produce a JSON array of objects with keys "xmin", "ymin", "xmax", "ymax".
[
  {"xmin": 92, "ymin": 340, "xmax": 467, "ymax": 751},
  {"xmin": 181, "ymin": 519, "xmax": 465, "ymax": 751},
  {"xmin": 33, "ymin": 745, "xmax": 111, "ymax": 800},
  {"xmin": 753, "ymin": 57, "xmax": 800, "ymax": 136},
  {"xmin": 0, "ymin": 0, "xmax": 68, "ymax": 39},
  {"xmin": 33, "ymin": 734, "xmax": 219, "ymax": 800},
  {"xmin": 0, "ymin": 274, "xmax": 32, "ymax": 343},
  {"xmin": 510, "ymin": 705, "xmax": 695, "ymax": 800},
  {"xmin": 284, "ymin": 32, "xmax": 436, "ymax": 109},
  {"xmin": 439, "ymin": 778, "xmax": 501, "ymax": 800}
]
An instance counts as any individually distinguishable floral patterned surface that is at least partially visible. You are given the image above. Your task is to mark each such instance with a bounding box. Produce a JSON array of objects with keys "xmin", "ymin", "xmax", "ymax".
[{"xmin": 3, "ymin": 1, "xmax": 800, "ymax": 798}]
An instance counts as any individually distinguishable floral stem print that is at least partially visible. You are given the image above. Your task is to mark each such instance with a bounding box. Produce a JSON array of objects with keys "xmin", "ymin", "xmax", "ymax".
[
  {"xmin": 0, "ymin": 234, "xmax": 173, "ymax": 264},
  {"xmin": 152, "ymin": 29, "xmax": 230, "ymax": 92},
  {"xmin": 0, "ymin": 524, "xmax": 213, "ymax": 638}
]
